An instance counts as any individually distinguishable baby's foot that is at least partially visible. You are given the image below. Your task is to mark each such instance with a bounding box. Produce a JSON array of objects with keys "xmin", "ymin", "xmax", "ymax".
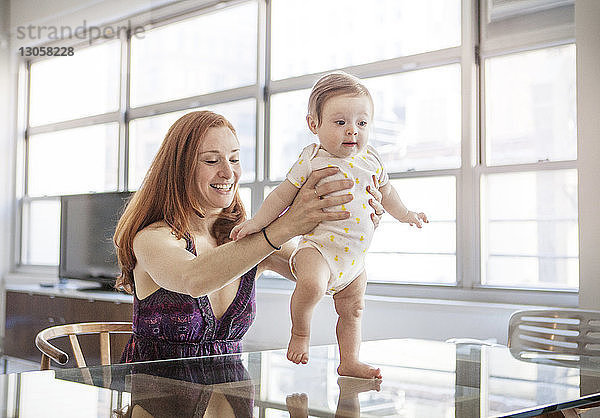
[
  {"xmin": 287, "ymin": 333, "xmax": 310, "ymax": 364},
  {"xmin": 286, "ymin": 393, "xmax": 308, "ymax": 418},
  {"xmin": 337, "ymin": 361, "xmax": 382, "ymax": 379}
]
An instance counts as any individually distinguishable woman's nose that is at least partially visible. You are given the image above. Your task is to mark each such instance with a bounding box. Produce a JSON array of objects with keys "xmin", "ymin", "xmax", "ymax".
[{"xmin": 218, "ymin": 162, "xmax": 234, "ymax": 178}]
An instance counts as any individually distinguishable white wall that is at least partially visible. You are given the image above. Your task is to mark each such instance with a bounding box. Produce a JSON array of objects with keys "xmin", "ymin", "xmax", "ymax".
[
  {"xmin": 0, "ymin": 0, "xmax": 12, "ymax": 345},
  {"xmin": 244, "ymin": 290, "xmax": 528, "ymax": 351},
  {"xmin": 576, "ymin": 0, "xmax": 600, "ymax": 310}
]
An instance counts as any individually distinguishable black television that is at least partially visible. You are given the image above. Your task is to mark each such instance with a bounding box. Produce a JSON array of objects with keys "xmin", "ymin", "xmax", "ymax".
[{"xmin": 59, "ymin": 192, "xmax": 133, "ymax": 290}]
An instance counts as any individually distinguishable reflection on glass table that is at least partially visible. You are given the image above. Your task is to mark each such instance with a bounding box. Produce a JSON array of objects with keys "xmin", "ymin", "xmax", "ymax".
[{"xmin": 5, "ymin": 339, "xmax": 600, "ymax": 417}]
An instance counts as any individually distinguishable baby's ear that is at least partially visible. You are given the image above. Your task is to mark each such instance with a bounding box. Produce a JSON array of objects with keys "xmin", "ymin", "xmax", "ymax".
[{"xmin": 306, "ymin": 114, "xmax": 318, "ymax": 134}]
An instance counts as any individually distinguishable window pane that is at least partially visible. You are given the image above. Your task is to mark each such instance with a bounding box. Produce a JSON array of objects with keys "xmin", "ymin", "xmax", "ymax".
[
  {"xmin": 269, "ymin": 89, "xmax": 313, "ymax": 181},
  {"xmin": 485, "ymin": 45, "xmax": 577, "ymax": 165},
  {"xmin": 28, "ymin": 124, "xmax": 119, "ymax": 196},
  {"xmin": 481, "ymin": 170, "xmax": 578, "ymax": 289},
  {"xmin": 271, "ymin": 0, "xmax": 461, "ymax": 80},
  {"xmin": 239, "ymin": 187, "xmax": 251, "ymax": 217},
  {"xmin": 29, "ymin": 41, "xmax": 120, "ymax": 126},
  {"xmin": 130, "ymin": 2, "xmax": 257, "ymax": 107},
  {"xmin": 21, "ymin": 199, "xmax": 60, "ymax": 265},
  {"xmin": 128, "ymin": 100, "xmax": 256, "ymax": 190},
  {"xmin": 365, "ymin": 65, "xmax": 461, "ymax": 172},
  {"xmin": 368, "ymin": 176, "xmax": 456, "ymax": 284}
]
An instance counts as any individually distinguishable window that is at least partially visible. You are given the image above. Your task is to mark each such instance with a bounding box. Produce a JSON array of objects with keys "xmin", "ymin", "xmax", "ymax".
[{"xmin": 15, "ymin": 0, "xmax": 578, "ymax": 304}]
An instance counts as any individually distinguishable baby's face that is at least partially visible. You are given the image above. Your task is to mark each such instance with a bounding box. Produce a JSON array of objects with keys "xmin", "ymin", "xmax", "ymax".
[{"xmin": 309, "ymin": 94, "xmax": 372, "ymax": 158}]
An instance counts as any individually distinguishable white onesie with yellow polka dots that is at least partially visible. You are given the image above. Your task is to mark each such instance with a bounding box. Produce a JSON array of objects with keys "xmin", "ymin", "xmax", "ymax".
[{"xmin": 287, "ymin": 143, "xmax": 389, "ymax": 295}]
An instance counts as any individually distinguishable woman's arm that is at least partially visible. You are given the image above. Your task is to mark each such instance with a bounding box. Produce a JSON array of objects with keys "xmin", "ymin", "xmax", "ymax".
[{"xmin": 134, "ymin": 167, "xmax": 354, "ymax": 297}]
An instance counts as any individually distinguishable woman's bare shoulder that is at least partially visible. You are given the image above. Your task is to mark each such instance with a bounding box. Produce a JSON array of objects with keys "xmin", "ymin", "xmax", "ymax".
[{"xmin": 133, "ymin": 221, "xmax": 179, "ymax": 251}]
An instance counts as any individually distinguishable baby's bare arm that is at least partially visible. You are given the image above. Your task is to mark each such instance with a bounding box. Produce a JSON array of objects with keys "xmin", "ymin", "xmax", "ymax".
[
  {"xmin": 251, "ymin": 180, "xmax": 300, "ymax": 228},
  {"xmin": 380, "ymin": 183, "xmax": 428, "ymax": 228},
  {"xmin": 379, "ymin": 183, "xmax": 409, "ymax": 222}
]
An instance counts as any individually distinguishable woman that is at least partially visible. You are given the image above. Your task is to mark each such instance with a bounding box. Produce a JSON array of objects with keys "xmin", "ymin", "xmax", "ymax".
[{"xmin": 114, "ymin": 110, "xmax": 384, "ymax": 362}]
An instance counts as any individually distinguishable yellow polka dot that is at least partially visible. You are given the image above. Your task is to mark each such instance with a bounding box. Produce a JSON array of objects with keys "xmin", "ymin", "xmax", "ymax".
[
  {"xmin": 362, "ymin": 156, "xmax": 367, "ymax": 160},
  {"xmin": 344, "ymin": 247, "xmax": 349, "ymax": 253},
  {"xmin": 343, "ymin": 227, "xmax": 349, "ymax": 233},
  {"xmin": 299, "ymin": 159, "xmax": 303, "ymax": 165},
  {"xmin": 341, "ymin": 205, "xmax": 346, "ymax": 211},
  {"xmin": 351, "ymin": 156, "xmax": 355, "ymax": 160},
  {"xmin": 334, "ymin": 255, "xmax": 339, "ymax": 261},
  {"xmin": 376, "ymin": 168, "xmax": 380, "ymax": 174},
  {"xmin": 360, "ymin": 235, "xmax": 364, "ymax": 241},
  {"xmin": 355, "ymin": 178, "xmax": 360, "ymax": 184},
  {"xmin": 300, "ymin": 176, "xmax": 305, "ymax": 182},
  {"xmin": 330, "ymin": 287, "xmax": 336, "ymax": 292},
  {"xmin": 302, "ymin": 240, "xmax": 307, "ymax": 244},
  {"xmin": 307, "ymin": 232, "xmax": 314, "ymax": 236},
  {"xmin": 351, "ymin": 260, "xmax": 355, "ymax": 265},
  {"xmin": 349, "ymin": 163, "xmax": 354, "ymax": 168},
  {"xmin": 339, "ymin": 272, "xmax": 343, "ymax": 278},
  {"xmin": 294, "ymin": 182, "xmax": 300, "ymax": 187},
  {"xmin": 362, "ymin": 249, "xmax": 366, "ymax": 253},
  {"xmin": 356, "ymin": 218, "xmax": 361, "ymax": 224},
  {"xmin": 343, "ymin": 173, "xmax": 348, "ymax": 178},
  {"xmin": 330, "ymin": 235, "xmax": 335, "ymax": 242},
  {"xmin": 362, "ymin": 204, "xmax": 367, "ymax": 209},
  {"xmin": 320, "ymin": 244, "xmax": 324, "ymax": 248},
  {"xmin": 327, "ymin": 164, "xmax": 333, "ymax": 167}
]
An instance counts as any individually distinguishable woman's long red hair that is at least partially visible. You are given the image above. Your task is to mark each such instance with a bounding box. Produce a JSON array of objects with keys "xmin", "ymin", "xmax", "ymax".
[{"xmin": 114, "ymin": 111, "xmax": 246, "ymax": 293}]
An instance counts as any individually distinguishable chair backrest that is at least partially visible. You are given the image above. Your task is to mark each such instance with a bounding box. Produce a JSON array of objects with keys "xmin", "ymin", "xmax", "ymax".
[
  {"xmin": 508, "ymin": 309, "xmax": 600, "ymax": 361},
  {"xmin": 35, "ymin": 322, "xmax": 132, "ymax": 370}
]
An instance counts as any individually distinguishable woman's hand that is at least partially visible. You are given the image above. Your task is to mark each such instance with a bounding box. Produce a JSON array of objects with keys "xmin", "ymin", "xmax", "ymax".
[
  {"xmin": 368, "ymin": 175, "xmax": 385, "ymax": 229},
  {"xmin": 278, "ymin": 167, "xmax": 354, "ymax": 237}
]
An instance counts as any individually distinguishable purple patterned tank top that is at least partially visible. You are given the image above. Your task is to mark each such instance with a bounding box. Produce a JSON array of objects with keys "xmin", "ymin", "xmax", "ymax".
[{"xmin": 121, "ymin": 233, "xmax": 257, "ymax": 363}]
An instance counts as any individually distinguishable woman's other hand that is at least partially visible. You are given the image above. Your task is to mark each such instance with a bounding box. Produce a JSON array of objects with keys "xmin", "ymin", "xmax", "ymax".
[
  {"xmin": 368, "ymin": 175, "xmax": 385, "ymax": 229},
  {"xmin": 280, "ymin": 167, "xmax": 354, "ymax": 236}
]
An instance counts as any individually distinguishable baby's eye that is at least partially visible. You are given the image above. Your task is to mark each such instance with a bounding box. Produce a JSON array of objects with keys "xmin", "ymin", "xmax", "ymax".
[
  {"xmin": 335, "ymin": 120, "xmax": 345, "ymax": 126},
  {"xmin": 358, "ymin": 121, "xmax": 368, "ymax": 127}
]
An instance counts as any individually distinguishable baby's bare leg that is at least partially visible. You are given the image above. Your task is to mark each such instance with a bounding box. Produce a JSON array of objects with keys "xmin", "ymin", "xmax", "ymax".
[
  {"xmin": 288, "ymin": 247, "xmax": 330, "ymax": 364},
  {"xmin": 333, "ymin": 271, "xmax": 382, "ymax": 379}
]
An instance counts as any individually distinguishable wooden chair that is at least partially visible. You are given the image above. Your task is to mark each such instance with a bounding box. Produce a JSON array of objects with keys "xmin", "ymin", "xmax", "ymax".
[{"xmin": 35, "ymin": 322, "xmax": 132, "ymax": 370}]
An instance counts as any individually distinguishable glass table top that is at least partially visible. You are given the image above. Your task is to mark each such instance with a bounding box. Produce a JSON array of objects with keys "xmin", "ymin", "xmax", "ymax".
[{"xmin": 4, "ymin": 339, "xmax": 600, "ymax": 417}]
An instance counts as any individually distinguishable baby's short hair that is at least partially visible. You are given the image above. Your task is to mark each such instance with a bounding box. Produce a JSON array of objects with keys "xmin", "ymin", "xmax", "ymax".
[{"xmin": 307, "ymin": 71, "xmax": 373, "ymax": 127}]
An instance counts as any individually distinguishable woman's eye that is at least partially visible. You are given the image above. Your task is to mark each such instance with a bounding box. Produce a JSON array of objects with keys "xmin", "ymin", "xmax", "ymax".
[
  {"xmin": 335, "ymin": 120, "xmax": 345, "ymax": 126},
  {"xmin": 205, "ymin": 160, "xmax": 218, "ymax": 164},
  {"xmin": 230, "ymin": 159, "xmax": 240, "ymax": 163}
]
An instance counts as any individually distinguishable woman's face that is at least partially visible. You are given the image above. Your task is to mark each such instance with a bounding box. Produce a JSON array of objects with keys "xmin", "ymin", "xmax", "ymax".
[{"xmin": 195, "ymin": 126, "xmax": 241, "ymax": 214}]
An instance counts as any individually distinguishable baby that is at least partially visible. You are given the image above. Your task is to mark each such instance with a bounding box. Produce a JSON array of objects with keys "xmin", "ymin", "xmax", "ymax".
[{"xmin": 231, "ymin": 72, "xmax": 428, "ymax": 379}]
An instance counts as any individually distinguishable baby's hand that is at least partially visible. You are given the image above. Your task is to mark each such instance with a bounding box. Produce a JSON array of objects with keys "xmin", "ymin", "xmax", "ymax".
[
  {"xmin": 229, "ymin": 219, "xmax": 261, "ymax": 241},
  {"xmin": 401, "ymin": 211, "xmax": 429, "ymax": 228}
]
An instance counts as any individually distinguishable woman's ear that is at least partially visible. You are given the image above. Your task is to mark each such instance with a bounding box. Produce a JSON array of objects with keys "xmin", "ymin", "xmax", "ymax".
[{"xmin": 306, "ymin": 114, "xmax": 318, "ymax": 134}]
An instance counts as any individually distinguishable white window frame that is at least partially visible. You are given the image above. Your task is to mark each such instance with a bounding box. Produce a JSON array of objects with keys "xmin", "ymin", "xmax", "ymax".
[{"xmin": 10, "ymin": 0, "xmax": 578, "ymax": 307}]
